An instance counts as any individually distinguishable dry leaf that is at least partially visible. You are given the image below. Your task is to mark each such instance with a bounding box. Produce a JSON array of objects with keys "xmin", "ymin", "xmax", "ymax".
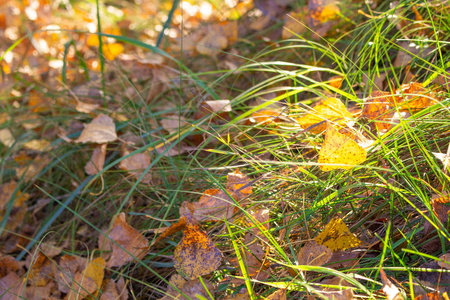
[
  {"xmin": 160, "ymin": 115, "xmax": 188, "ymax": 134},
  {"xmin": 99, "ymin": 277, "xmax": 128, "ymax": 300},
  {"xmin": 266, "ymin": 289, "xmax": 287, "ymax": 300},
  {"xmin": 231, "ymin": 233, "xmax": 269, "ymax": 282},
  {"xmin": 16, "ymin": 154, "xmax": 50, "ymax": 182},
  {"xmin": 85, "ymin": 144, "xmax": 107, "ymax": 175},
  {"xmin": 173, "ymin": 219, "xmax": 222, "ymax": 279},
  {"xmin": 57, "ymin": 254, "xmax": 88, "ymax": 294},
  {"xmin": 159, "ymin": 274, "xmax": 214, "ymax": 300},
  {"xmin": 0, "ymin": 181, "xmax": 29, "ymax": 233},
  {"xmin": 250, "ymin": 209, "xmax": 270, "ymax": 243},
  {"xmin": 0, "ymin": 128, "xmax": 15, "ymax": 147},
  {"xmin": 98, "ymin": 213, "xmax": 148, "ymax": 268},
  {"xmin": 297, "ymin": 97, "xmax": 353, "ymax": 134},
  {"xmin": 227, "ymin": 169, "xmax": 253, "ymax": 201},
  {"xmin": 315, "ymin": 217, "xmax": 361, "ymax": 252},
  {"xmin": 318, "ymin": 123, "xmax": 366, "ymax": 171},
  {"xmin": 203, "ymin": 100, "xmax": 232, "ymax": 113},
  {"xmin": 0, "ymin": 272, "xmax": 25, "ymax": 300},
  {"xmin": 394, "ymin": 82, "xmax": 438, "ymax": 110},
  {"xmin": 192, "ymin": 189, "xmax": 234, "ymax": 222},
  {"xmin": 76, "ymin": 100, "xmax": 100, "ymax": 113},
  {"xmin": 0, "ymin": 254, "xmax": 19, "ymax": 278},
  {"xmin": 66, "ymin": 257, "xmax": 105, "ymax": 300},
  {"xmin": 312, "ymin": 288, "xmax": 354, "ymax": 300},
  {"xmin": 380, "ymin": 269, "xmax": 403, "ymax": 300},
  {"xmin": 415, "ymin": 292, "xmax": 450, "ymax": 300},
  {"xmin": 438, "ymin": 253, "xmax": 450, "ymax": 270},
  {"xmin": 282, "ymin": 11, "xmax": 307, "ymax": 39},
  {"xmin": 102, "ymin": 43, "xmax": 124, "ymax": 61},
  {"xmin": 119, "ymin": 150, "xmax": 152, "ymax": 184},
  {"xmin": 75, "ymin": 114, "xmax": 117, "ymax": 144},
  {"xmin": 23, "ymin": 139, "xmax": 51, "ymax": 151},
  {"xmin": 363, "ymin": 91, "xmax": 395, "ymax": 132},
  {"xmin": 309, "ymin": 0, "xmax": 340, "ymax": 26},
  {"xmin": 297, "ymin": 241, "xmax": 332, "ymax": 266}
]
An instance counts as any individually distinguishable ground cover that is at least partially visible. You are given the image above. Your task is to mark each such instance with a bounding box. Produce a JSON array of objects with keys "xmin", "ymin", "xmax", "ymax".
[{"xmin": 1, "ymin": 0, "xmax": 450, "ymax": 299}]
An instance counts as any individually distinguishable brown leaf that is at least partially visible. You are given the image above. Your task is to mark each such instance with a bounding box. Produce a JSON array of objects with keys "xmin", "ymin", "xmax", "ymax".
[
  {"xmin": 250, "ymin": 209, "xmax": 270, "ymax": 243},
  {"xmin": 227, "ymin": 169, "xmax": 253, "ymax": 201},
  {"xmin": 297, "ymin": 241, "xmax": 332, "ymax": 266},
  {"xmin": 380, "ymin": 269, "xmax": 403, "ymax": 300},
  {"xmin": 16, "ymin": 154, "xmax": 51, "ymax": 182},
  {"xmin": 266, "ymin": 289, "xmax": 287, "ymax": 300},
  {"xmin": 312, "ymin": 288, "xmax": 354, "ymax": 300},
  {"xmin": 99, "ymin": 277, "xmax": 128, "ymax": 300},
  {"xmin": 192, "ymin": 189, "xmax": 234, "ymax": 222},
  {"xmin": 159, "ymin": 274, "xmax": 214, "ymax": 300},
  {"xmin": 153, "ymin": 217, "xmax": 187, "ymax": 245},
  {"xmin": 75, "ymin": 114, "xmax": 117, "ymax": 144},
  {"xmin": 57, "ymin": 255, "xmax": 88, "ymax": 294},
  {"xmin": 0, "ymin": 272, "xmax": 25, "ymax": 300},
  {"xmin": 0, "ymin": 254, "xmax": 19, "ymax": 278},
  {"xmin": 438, "ymin": 253, "xmax": 450, "ymax": 270},
  {"xmin": 173, "ymin": 220, "xmax": 222, "ymax": 279},
  {"xmin": 98, "ymin": 213, "xmax": 148, "ymax": 268},
  {"xmin": 0, "ymin": 181, "xmax": 29, "ymax": 234},
  {"xmin": 119, "ymin": 150, "xmax": 152, "ymax": 184},
  {"xmin": 85, "ymin": 144, "xmax": 107, "ymax": 175}
]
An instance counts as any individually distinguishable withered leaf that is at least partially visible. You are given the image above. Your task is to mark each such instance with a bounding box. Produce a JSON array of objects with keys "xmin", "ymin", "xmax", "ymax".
[
  {"xmin": 85, "ymin": 143, "xmax": 107, "ymax": 175},
  {"xmin": 380, "ymin": 269, "xmax": 403, "ymax": 300},
  {"xmin": 192, "ymin": 189, "xmax": 233, "ymax": 222},
  {"xmin": 227, "ymin": 169, "xmax": 252, "ymax": 201},
  {"xmin": 0, "ymin": 272, "xmax": 25, "ymax": 300},
  {"xmin": 75, "ymin": 114, "xmax": 117, "ymax": 144},
  {"xmin": 159, "ymin": 274, "xmax": 214, "ymax": 300},
  {"xmin": 297, "ymin": 241, "xmax": 332, "ymax": 266},
  {"xmin": 173, "ymin": 221, "xmax": 222, "ymax": 279},
  {"xmin": 99, "ymin": 213, "xmax": 148, "ymax": 268},
  {"xmin": 119, "ymin": 150, "xmax": 152, "ymax": 184}
]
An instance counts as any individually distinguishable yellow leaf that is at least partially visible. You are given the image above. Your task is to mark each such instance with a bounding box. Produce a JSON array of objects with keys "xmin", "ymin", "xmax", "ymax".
[
  {"xmin": 102, "ymin": 43, "xmax": 124, "ymax": 61},
  {"xmin": 85, "ymin": 257, "xmax": 105, "ymax": 293},
  {"xmin": 315, "ymin": 217, "xmax": 361, "ymax": 252},
  {"xmin": 297, "ymin": 97, "xmax": 352, "ymax": 134},
  {"xmin": 318, "ymin": 123, "xmax": 366, "ymax": 171},
  {"xmin": 87, "ymin": 34, "xmax": 100, "ymax": 47}
]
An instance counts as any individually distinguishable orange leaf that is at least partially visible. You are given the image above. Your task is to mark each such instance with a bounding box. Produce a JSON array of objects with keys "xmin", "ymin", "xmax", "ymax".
[
  {"xmin": 362, "ymin": 91, "xmax": 395, "ymax": 132},
  {"xmin": 173, "ymin": 220, "xmax": 222, "ymax": 279},
  {"xmin": 309, "ymin": 0, "xmax": 340, "ymax": 25},
  {"xmin": 85, "ymin": 143, "xmax": 107, "ymax": 175},
  {"xmin": 394, "ymin": 82, "xmax": 439, "ymax": 110}
]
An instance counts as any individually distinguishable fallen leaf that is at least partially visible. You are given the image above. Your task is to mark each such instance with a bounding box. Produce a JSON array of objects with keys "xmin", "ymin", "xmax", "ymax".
[
  {"xmin": 250, "ymin": 208, "xmax": 270, "ymax": 243},
  {"xmin": 326, "ymin": 250, "xmax": 359, "ymax": 269},
  {"xmin": 192, "ymin": 189, "xmax": 234, "ymax": 222},
  {"xmin": 76, "ymin": 100, "xmax": 100, "ymax": 113},
  {"xmin": 312, "ymin": 288, "xmax": 354, "ymax": 300},
  {"xmin": 0, "ymin": 254, "xmax": 19, "ymax": 277},
  {"xmin": 160, "ymin": 115, "xmax": 188, "ymax": 134},
  {"xmin": 16, "ymin": 154, "xmax": 51, "ymax": 182},
  {"xmin": 424, "ymin": 194, "xmax": 450, "ymax": 235},
  {"xmin": 315, "ymin": 217, "xmax": 361, "ymax": 252},
  {"xmin": 282, "ymin": 11, "xmax": 307, "ymax": 40},
  {"xmin": 362, "ymin": 91, "xmax": 395, "ymax": 132},
  {"xmin": 203, "ymin": 100, "xmax": 232, "ymax": 113},
  {"xmin": 85, "ymin": 143, "xmax": 107, "ymax": 175},
  {"xmin": 159, "ymin": 274, "xmax": 215, "ymax": 300},
  {"xmin": 153, "ymin": 217, "xmax": 187, "ymax": 245},
  {"xmin": 247, "ymin": 109, "xmax": 283, "ymax": 126},
  {"xmin": 98, "ymin": 212, "xmax": 148, "ymax": 268},
  {"xmin": 119, "ymin": 150, "xmax": 152, "ymax": 184},
  {"xmin": 99, "ymin": 277, "xmax": 128, "ymax": 300},
  {"xmin": 0, "ymin": 272, "xmax": 25, "ymax": 300},
  {"xmin": 394, "ymin": 82, "xmax": 439, "ymax": 110},
  {"xmin": 309, "ymin": 0, "xmax": 340, "ymax": 26},
  {"xmin": 380, "ymin": 269, "xmax": 403, "ymax": 300},
  {"xmin": 266, "ymin": 289, "xmax": 287, "ymax": 300},
  {"xmin": 438, "ymin": 253, "xmax": 450, "ymax": 270},
  {"xmin": 231, "ymin": 233, "xmax": 270, "ymax": 282},
  {"xmin": 297, "ymin": 97, "xmax": 353, "ymax": 134},
  {"xmin": 0, "ymin": 128, "xmax": 15, "ymax": 147},
  {"xmin": 173, "ymin": 219, "xmax": 222, "ymax": 279},
  {"xmin": 0, "ymin": 181, "xmax": 29, "ymax": 233},
  {"xmin": 23, "ymin": 139, "xmax": 51, "ymax": 151},
  {"xmin": 328, "ymin": 75, "xmax": 344, "ymax": 89},
  {"xmin": 57, "ymin": 254, "xmax": 88, "ymax": 293},
  {"xmin": 415, "ymin": 292, "xmax": 450, "ymax": 300},
  {"xmin": 297, "ymin": 240, "xmax": 332, "ymax": 266},
  {"xmin": 227, "ymin": 169, "xmax": 253, "ymax": 201},
  {"xmin": 65, "ymin": 257, "xmax": 105, "ymax": 300},
  {"xmin": 75, "ymin": 114, "xmax": 117, "ymax": 144},
  {"xmin": 102, "ymin": 43, "xmax": 124, "ymax": 61},
  {"xmin": 318, "ymin": 123, "xmax": 366, "ymax": 171},
  {"xmin": 25, "ymin": 282, "xmax": 55, "ymax": 300}
]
